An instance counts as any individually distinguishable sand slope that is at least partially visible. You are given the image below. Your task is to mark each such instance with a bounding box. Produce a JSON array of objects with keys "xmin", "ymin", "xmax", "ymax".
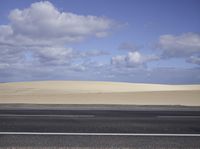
[{"xmin": 0, "ymin": 81, "xmax": 200, "ymax": 106}]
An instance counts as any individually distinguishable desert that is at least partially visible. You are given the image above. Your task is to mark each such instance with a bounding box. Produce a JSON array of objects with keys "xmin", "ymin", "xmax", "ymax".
[{"xmin": 0, "ymin": 81, "xmax": 199, "ymax": 106}]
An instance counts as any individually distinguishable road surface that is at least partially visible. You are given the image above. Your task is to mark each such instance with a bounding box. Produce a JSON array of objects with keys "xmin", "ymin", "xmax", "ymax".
[{"xmin": 0, "ymin": 105, "xmax": 200, "ymax": 148}]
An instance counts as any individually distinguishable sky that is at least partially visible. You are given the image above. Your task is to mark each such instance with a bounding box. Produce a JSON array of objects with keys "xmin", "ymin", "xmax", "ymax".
[{"xmin": 0, "ymin": 0, "xmax": 200, "ymax": 84}]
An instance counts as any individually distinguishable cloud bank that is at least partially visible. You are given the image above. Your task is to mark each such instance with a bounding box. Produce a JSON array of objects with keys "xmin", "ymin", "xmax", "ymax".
[
  {"xmin": 156, "ymin": 33, "xmax": 200, "ymax": 65},
  {"xmin": 0, "ymin": 1, "xmax": 113, "ymax": 69},
  {"xmin": 111, "ymin": 51, "xmax": 158, "ymax": 67},
  {"xmin": 6, "ymin": 1, "xmax": 112, "ymax": 45},
  {"xmin": 0, "ymin": 1, "xmax": 199, "ymax": 84}
]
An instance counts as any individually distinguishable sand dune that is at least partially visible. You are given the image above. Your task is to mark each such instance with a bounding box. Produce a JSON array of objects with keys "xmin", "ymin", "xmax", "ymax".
[{"xmin": 0, "ymin": 81, "xmax": 200, "ymax": 106}]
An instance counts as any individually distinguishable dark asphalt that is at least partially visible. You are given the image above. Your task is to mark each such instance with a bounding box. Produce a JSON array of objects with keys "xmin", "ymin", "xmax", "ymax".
[
  {"xmin": 0, "ymin": 109, "xmax": 200, "ymax": 133},
  {"xmin": 1, "ymin": 135, "xmax": 200, "ymax": 149},
  {"xmin": 0, "ymin": 106, "xmax": 200, "ymax": 148}
]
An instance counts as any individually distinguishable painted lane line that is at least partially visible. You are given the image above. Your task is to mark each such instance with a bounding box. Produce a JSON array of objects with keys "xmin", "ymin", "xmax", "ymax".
[
  {"xmin": 1, "ymin": 114, "xmax": 200, "ymax": 118},
  {"xmin": 0, "ymin": 132, "xmax": 200, "ymax": 137},
  {"xmin": 0, "ymin": 114, "xmax": 95, "ymax": 118},
  {"xmin": 157, "ymin": 116, "xmax": 200, "ymax": 118}
]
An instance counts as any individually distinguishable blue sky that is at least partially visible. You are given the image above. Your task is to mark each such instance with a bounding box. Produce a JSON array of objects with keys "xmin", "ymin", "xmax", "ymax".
[{"xmin": 0, "ymin": 0, "xmax": 200, "ymax": 84}]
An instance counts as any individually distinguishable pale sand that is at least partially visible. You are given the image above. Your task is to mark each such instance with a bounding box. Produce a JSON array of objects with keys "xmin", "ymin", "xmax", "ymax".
[{"xmin": 0, "ymin": 81, "xmax": 200, "ymax": 106}]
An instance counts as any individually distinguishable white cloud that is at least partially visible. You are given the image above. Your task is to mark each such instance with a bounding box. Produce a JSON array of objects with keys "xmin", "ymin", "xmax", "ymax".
[
  {"xmin": 0, "ymin": 25, "xmax": 13, "ymax": 37},
  {"xmin": 111, "ymin": 51, "xmax": 158, "ymax": 67},
  {"xmin": 5, "ymin": 1, "xmax": 112, "ymax": 46},
  {"xmin": 0, "ymin": 1, "xmax": 114, "ymax": 69},
  {"xmin": 111, "ymin": 55, "xmax": 126, "ymax": 65},
  {"xmin": 33, "ymin": 47, "xmax": 74, "ymax": 65},
  {"xmin": 157, "ymin": 33, "xmax": 200, "ymax": 58},
  {"xmin": 187, "ymin": 55, "xmax": 200, "ymax": 65},
  {"xmin": 0, "ymin": 63, "xmax": 10, "ymax": 69},
  {"xmin": 127, "ymin": 51, "xmax": 142, "ymax": 64}
]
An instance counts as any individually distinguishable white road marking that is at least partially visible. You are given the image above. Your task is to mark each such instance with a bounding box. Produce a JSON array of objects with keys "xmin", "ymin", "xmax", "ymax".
[
  {"xmin": 1, "ymin": 114, "xmax": 199, "ymax": 118},
  {"xmin": 157, "ymin": 116, "xmax": 200, "ymax": 118},
  {"xmin": 0, "ymin": 114, "xmax": 95, "ymax": 118},
  {"xmin": 0, "ymin": 132, "xmax": 200, "ymax": 137}
]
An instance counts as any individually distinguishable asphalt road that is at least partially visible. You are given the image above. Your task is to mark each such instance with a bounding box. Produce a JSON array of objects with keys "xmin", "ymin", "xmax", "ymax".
[
  {"xmin": 1, "ymin": 109, "xmax": 200, "ymax": 133},
  {"xmin": 0, "ymin": 106, "xmax": 200, "ymax": 148},
  {"xmin": 1, "ymin": 135, "xmax": 200, "ymax": 149}
]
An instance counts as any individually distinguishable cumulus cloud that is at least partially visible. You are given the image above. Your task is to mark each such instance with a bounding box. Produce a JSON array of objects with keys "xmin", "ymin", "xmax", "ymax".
[
  {"xmin": 0, "ymin": 1, "xmax": 113, "ymax": 69},
  {"xmin": 156, "ymin": 33, "xmax": 200, "ymax": 59},
  {"xmin": 32, "ymin": 47, "xmax": 74, "ymax": 65},
  {"xmin": 111, "ymin": 51, "xmax": 158, "ymax": 67},
  {"xmin": 5, "ymin": 1, "xmax": 113, "ymax": 45},
  {"xmin": 111, "ymin": 55, "xmax": 126, "ymax": 65},
  {"xmin": 1, "ymin": 1, "xmax": 199, "ymax": 84},
  {"xmin": 186, "ymin": 55, "xmax": 200, "ymax": 65}
]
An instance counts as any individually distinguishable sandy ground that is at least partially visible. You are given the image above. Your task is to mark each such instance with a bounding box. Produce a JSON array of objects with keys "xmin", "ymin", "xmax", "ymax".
[{"xmin": 0, "ymin": 81, "xmax": 200, "ymax": 106}]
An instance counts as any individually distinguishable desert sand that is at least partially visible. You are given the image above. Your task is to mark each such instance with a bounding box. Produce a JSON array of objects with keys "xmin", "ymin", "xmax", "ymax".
[{"xmin": 0, "ymin": 81, "xmax": 200, "ymax": 106}]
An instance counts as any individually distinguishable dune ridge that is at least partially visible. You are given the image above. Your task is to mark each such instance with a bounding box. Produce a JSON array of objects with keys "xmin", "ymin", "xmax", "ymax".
[
  {"xmin": 0, "ymin": 81, "xmax": 200, "ymax": 106},
  {"xmin": 1, "ymin": 81, "xmax": 200, "ymax": 93}
]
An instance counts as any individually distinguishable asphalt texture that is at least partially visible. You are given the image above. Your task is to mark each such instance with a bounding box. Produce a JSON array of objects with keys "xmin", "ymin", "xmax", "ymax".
[
  {"xmin": 1, "ymin": 109, "xmax": 200, "ymax": 133},
  {"xmin": 0, "ymin": 106, "xmax": 200, "ymax": 148},
  {"xmin": 1, "ymin": 135, "xmax": 200, "ymax": 149}
]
